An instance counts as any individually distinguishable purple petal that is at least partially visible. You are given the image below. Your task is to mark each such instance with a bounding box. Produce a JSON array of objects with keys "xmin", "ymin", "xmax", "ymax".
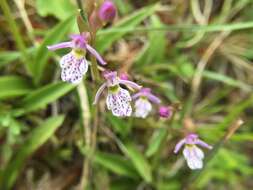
[
  {"xmin": 93, "ymin": 82, "xmax": 107, "ymax": 104},
  {"xmin": 119, "ymin": 79, "xmax": 142, "ymax": 90},
  {"xmin": 174, "ymin": 139, "xmax": 186, "ymax": 154},
  {"xmin": 86, "ymin": 44, "xmax": 107, "ymax": 65},
  {"xmin": 47, "ymin": 41, "xmax": 73, "ymax": 51},
  {"xmin": 196, "ymin": 140, "xmax": 213, "ymax": 150},
  {"xmin": 146, "ymin": 94, "xmax": 161, "ymax": 104},
  {"xmin": 132, "ymin": 92, "xmax": 143, "ymax": 100}
]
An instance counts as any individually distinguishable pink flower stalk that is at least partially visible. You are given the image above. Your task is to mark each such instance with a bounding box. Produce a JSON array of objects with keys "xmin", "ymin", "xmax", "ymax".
[
  {"xmin": 47, "ymin": 33, "xmax": 106, "ymax": 84},
  {"xmin": 159, "ymin": 106, "xmax": 172, "ymax": 118},
  {"xmin": 174, "ymin": 133, "xmax": 213, "ymax": 170},
  {"xmin": 93, "ymin": 71, "xmax": 141, "ymax": 117},
  {"xmin": 132, "ymin": 88, "xmax": 161, "ymax": 118},
  {"xmin": 98, "ymin": 1, "xmax": 117, "ymax": 22}
]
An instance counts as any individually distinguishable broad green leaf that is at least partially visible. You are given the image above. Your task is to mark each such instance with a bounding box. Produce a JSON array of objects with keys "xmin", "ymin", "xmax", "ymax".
[
  {"xmin": 0, "ymin": 76, "xmax": 33, "ymax": 99},
  {"xmin": 0, "ymin": 115, "xmax": 65, "ymax": 190},
  {"xmin": 122, "ymin": 142, "xmax": 152, "ymax": 183},
  {"xmin": 93, "ymin": 151, "xmax": 138, "ymax": 178},
  {"xmin": 34, "ymin": 16, "xmax": 75, "ymax": 84},
  {"xmin": 36, "ymin": 0, "xmax": 76, "ymax": 20},
  {"xmin": 96, "ymin": 4, "xmax": 159, "ymax": 53},
  {"xmin": 18, "ymin": 82, "xmax": 75, "ymax": 114},
  {"xmin": 135, "ymin": 15, "xmax": 166, "ymax": 67}
]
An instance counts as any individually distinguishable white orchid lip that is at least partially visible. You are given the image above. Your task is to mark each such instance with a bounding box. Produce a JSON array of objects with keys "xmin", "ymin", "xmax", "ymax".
[
  {"xmin": 174, "ymin": 133, "xmax": 213, "ymax": 170},
  {"xmin": 134, "ymin": 98, "xmax": 152, "ymax": 118}
]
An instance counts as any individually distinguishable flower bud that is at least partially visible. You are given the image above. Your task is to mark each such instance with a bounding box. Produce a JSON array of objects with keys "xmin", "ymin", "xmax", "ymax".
[
  {"xmin": 159, "ymin": 106, "xmax": 172, "ymax": 118},
  {"xmin": 119, "ymin": 72, "xmax": 129, "ymax": 80},
  {"xmin": 98, "ymin": 1, "xmax": 116, "ymax": 22}
]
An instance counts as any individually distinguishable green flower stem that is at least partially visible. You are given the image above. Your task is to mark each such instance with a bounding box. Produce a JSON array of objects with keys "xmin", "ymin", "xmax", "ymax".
[
  {"xmin": 0, "ymin": 0, "xmax": 32, "ymax": 74},
  {"xmin": 77, "ymin": 82, "xmax": 91, "ymax": 190}
]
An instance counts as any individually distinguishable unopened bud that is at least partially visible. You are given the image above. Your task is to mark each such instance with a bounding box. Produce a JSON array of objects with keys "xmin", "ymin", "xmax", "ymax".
[
  {"xmin": 98, "ymin": 1, "xmax": 116, "ymax": 22},
  {"xmin": 159, "ymin": 106, "xmax": 172, "ymax": 118}
]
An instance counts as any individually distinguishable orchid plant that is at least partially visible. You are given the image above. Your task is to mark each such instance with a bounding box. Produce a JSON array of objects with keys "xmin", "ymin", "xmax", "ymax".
[{"xmin": 47, "ymin": 0, "xmax": 213, "ymax": 172}]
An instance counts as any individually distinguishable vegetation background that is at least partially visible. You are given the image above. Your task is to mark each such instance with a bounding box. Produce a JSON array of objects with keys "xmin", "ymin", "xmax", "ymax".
[{"xmin": 0, "ymin": 0, "xmax": 253, "ymax": 189}]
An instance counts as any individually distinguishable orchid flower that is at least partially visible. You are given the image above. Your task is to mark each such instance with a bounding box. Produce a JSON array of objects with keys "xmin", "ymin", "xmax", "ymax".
[
  {"xmin": 132, "ymin": 88, "xmax": 161, "ymax": 118},
  {"xmin": 174, "ymin": 133, "xmax": 213, "ymax": 170},
  {"xmin": 47, "ymin": 33, "xmax": 106, "ymax": 84},
  {"xmin": 93, "ymin": 71, "xmax": 141, "ymax": 117}
]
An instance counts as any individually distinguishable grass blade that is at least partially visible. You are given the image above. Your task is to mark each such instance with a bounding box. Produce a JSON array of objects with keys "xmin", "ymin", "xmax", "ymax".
[
  {"xmin": 0, "ymin": 76, "xmax": 33, "ymax": 100},
  {"xmin": 0, "ymin": 115, "xmax": 65, "ymax": 190},
  {"xmin": 34, "ymin": 16, "xmax": 75, "ymax": 84}
]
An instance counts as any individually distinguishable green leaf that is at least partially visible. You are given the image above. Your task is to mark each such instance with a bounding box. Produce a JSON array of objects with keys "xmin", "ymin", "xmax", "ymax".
[
  {"xmin": 96, "ymin": 4, "xmax": 159, "ymax": 53},
  {"xmin": 135, "ymin": 15, "xmax": 166, "ymax": 67},
  {"xmin": 203, "ymin": 70, "xmax": 252, "ymax": 92},
  {"xmin": 36, "ymin": 0, "xmax": 76, "ymax": 20},
  {"xmin": 0, "ymin": 76, "xmax": 33, "ymax": 100},
  {"xmin": 122, "ymin": 142, "xmax": 152, "ymax": 183},
  {"xmin": 93, "ymin": 151, "xmax": 138, "ymax": 178},
  {"xmin": 0, "ymin": 115, "xmax": 65, "ymax": 190},
  {"xmin": 0, "ymin": 51, "xmax": 20, "ymax": 67},
  {"xmin": 34, "ymin": 16, "xmax": 75, "ymax": 84},
  {"xmin": 145, "ymin": 128, "xmax": 167, "ymax": 157},
  {"xmin": 18, "ymin": 82, "xmax": 75, "ymax": 115}
]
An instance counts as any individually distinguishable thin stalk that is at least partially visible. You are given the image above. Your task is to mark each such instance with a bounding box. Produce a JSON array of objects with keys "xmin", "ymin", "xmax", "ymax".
[
  {"xmin": 77, "ymin": 82, "xmax": 92, "ymax": 190},
  {"xmin": 0, "ymin": 0, "xmax": 33, "ymax": 74},
  {"xmin": 76, "ymin": 0, "xmax": 101, "ymax": 189}
]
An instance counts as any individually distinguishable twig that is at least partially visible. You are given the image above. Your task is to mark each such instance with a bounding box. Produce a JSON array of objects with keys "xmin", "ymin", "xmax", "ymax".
[{"xmin": 13, "ymin": 0, "xmax": 37, "ymax": 46}]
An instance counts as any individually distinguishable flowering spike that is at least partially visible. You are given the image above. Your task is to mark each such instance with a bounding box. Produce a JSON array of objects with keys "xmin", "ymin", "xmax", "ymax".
[
  {"xmin": 47, "ymin": 33, "xmax": 106, "ymax": 84},
  {"xmin": 174, "ymin": 133, "xmax": 212, "ymax": 170},
  {"xmin": 98, "ymin": 1, "xmax": 116, "ymax": 22}
]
